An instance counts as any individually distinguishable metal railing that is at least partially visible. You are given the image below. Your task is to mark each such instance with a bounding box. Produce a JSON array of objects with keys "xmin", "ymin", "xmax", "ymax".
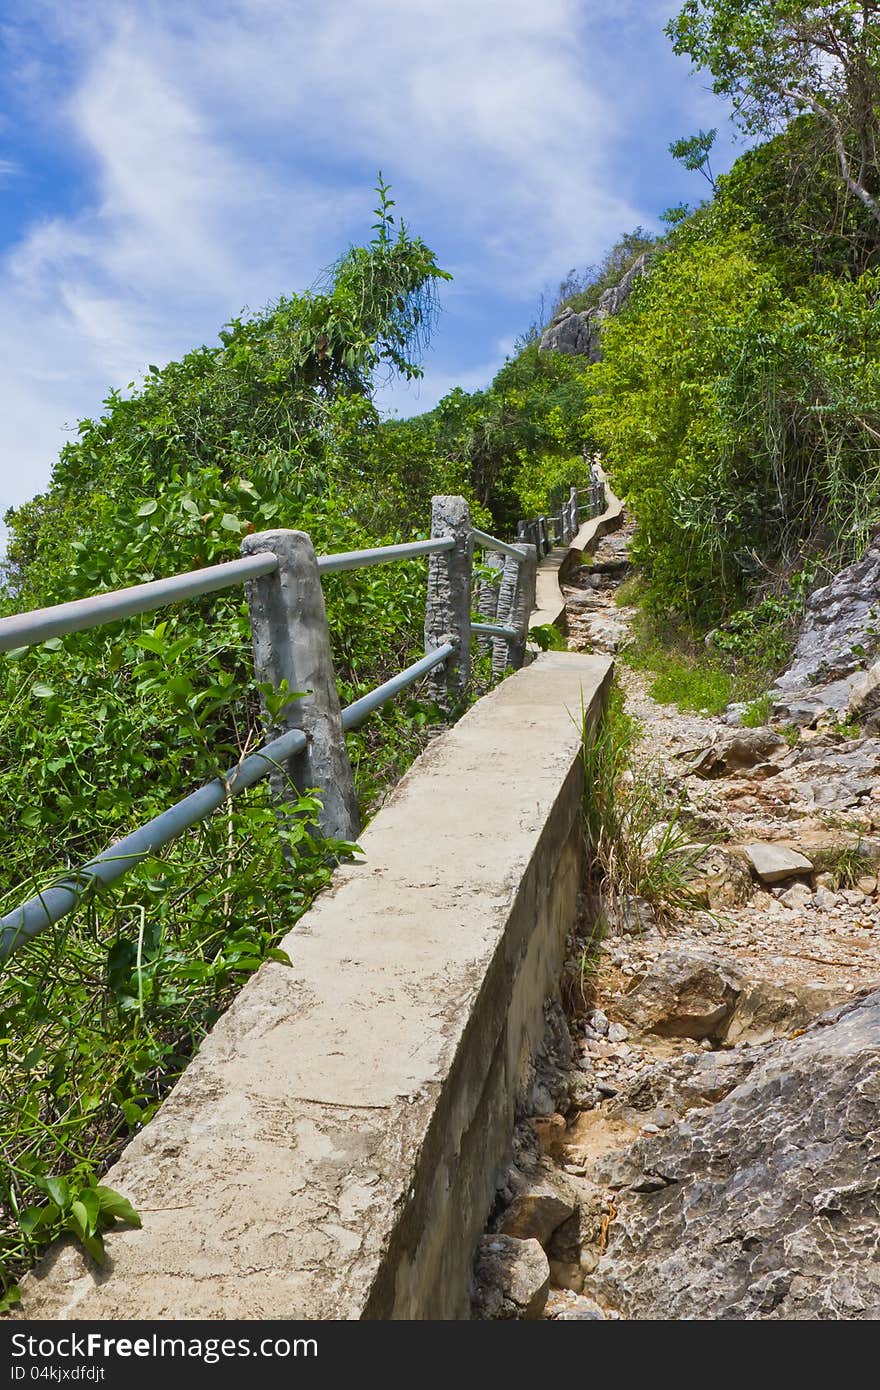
[
  {"xmin": 0, "ymin": 493, "xmax": 551, "ymax": 960},
  {"xmin": 514, "ymin": 467, "xmax": 606, "ymax": 560}
]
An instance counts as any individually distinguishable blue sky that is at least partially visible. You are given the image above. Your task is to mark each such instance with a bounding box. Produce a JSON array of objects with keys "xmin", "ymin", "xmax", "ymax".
[{"xmin": 0, "ymin": 0, "xmax": 741, "ymax": 525}]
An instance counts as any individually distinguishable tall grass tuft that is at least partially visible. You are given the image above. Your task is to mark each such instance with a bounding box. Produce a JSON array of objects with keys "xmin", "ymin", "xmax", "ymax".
[{"xmin": 581, "ymin": 682, "xmax": 704, "ymax": 928}]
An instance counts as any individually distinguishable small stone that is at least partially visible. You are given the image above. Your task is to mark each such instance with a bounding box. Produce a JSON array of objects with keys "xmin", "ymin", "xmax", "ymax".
[
  {"xmin": 548, "ymin": 1260, "xmax": 584, "ymax": 1293},
  {"xmin": 780, "ymin": 882, "xmax": 812, "ymax": 911},
  {"xmin": 589, "ymin": 1009, "xmax": 610, "ymax": 1036},
  {"xmin": 472, "ymin": 1236, "xmax": 550, "ymax": 1320},
  {"xmin": 842, "ymin": 888, "xmax": 866, "ymax": 906},
  {"xmin": 607, "ymin": 1021, "xmax": 629, "ymax": 1043},
  {"xmin": 813, "ymin": 886, "xmax": 838, "ymax": 911},
  {"xmin": 620, "ymin": 895, "xmax": 656, "ymax": 934},
  {"xmin": 857, "ymin": 875, "xmax": 878, "ymax": 896},
  {"xmin": 555, "ymin": 1295, "xmax": 606, "ymax": 1320},
  {"xmin": 596, "ymin": 1081, "xmax": 619, "ymax": 1098},
  {"xmin": 499, "ymin": 1182, "xmax": 576, "ymax": 1248},
  {"xmin": 744, "ymin": 842, "xmax": 814, "ymax": 883}
]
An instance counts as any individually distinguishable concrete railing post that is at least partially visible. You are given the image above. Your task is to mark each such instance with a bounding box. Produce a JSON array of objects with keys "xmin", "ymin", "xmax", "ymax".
[
  {"xmin": 241, "ymin": 529, "xmax": 360, "ymax": 843},
  {"xmin": 569, "ymin": 486, "xmax": 579, "ymax": 540},
  {"xmin": 424, "ymin": 495, "xmax": 472, "ymax": 713},
  {"xmin": 476, "ymin": 551, "xmax": 503, "ymax": 654},
  {"xmin": 493, "ymin": 543, "xmax": 537, "ymax": 676}
]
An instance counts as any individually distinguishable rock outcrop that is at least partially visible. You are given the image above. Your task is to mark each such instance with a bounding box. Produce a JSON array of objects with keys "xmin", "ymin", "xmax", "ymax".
[
  {"xmin": 770, "ymin": 538, "xmax": 880, "ymax": 723},
  {"xmin": 590, "ymin": 990, "xmax": 880, "ymax": 1319},
  {"xmin": 539, "ymin": 252, "xmax": 652, "ymax": 362}
]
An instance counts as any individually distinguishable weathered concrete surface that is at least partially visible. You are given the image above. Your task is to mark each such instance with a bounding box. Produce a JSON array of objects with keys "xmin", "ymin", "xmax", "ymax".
[
  {"xmin": 530, "ymin": 471, "xmax": 624, "ymax": 633},
  {"xmin": 18, "ymin": 651, "xmax": 612, "ymax": 1322}
]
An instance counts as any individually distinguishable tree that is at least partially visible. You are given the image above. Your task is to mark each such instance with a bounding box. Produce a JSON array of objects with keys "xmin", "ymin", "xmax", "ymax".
[
  {"xmin": 668, "ymin": 2, "xmax": 880, "ymax": 230},
  {"xmin": 669, "ymin": 128, "xmax": 718, "ymax": 189}
]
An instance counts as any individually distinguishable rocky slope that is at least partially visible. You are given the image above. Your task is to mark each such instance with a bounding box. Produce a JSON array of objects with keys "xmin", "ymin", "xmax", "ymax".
[
  {"xmin": 470, "ymin": 519, "xmax": 880, "ymax": 1321},
  {"xmin": 538, "ymin": 253, "xmax": 652, "ymax": 362}
]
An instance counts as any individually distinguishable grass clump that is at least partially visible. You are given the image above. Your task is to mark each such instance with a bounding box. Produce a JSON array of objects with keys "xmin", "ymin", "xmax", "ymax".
[
  {"xmin": 741, "ymin": 693, "xmax": 774, "ymax": 727},
  {"xmin": 581, "ymin": 681, "xmax": 704, "ymax": 926}
]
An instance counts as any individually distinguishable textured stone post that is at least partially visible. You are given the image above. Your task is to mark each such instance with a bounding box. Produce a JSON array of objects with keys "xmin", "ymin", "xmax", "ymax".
[
  {"xmin": 569, "ymin": 486, "xmax": 579, "ymax": 541},
  {"xmin": 493, "ymin": 543, "xmax": 537, "ymax": 675},
  {"xmin": 476, "ymin": 551, "xmax": 503, "ymax": 654},
  {"xmin": 242, "ymin": 529, "xmax": 360, "ymax": 843},
  {"xmin": 424, "ymin": 496, "xmax": 472, "ymax": 713}
]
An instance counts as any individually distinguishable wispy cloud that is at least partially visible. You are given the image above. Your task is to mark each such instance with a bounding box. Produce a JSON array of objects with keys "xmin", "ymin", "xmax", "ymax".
[{"xmin": 0, "ymin": 0, "xmax": 737, "ymax": 528}]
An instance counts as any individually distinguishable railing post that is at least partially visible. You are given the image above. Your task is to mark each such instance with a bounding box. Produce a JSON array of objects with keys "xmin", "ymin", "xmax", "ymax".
[
  {"xmin": 241, "ymin": 529, "xmax": 360, "ymax": 843},
  {"xmin": 476, "ymin": 551, "xmax": 503, "ymax": 654},
  {"xmin": 493, "ymin": 543, "xmax": 537, "ymax": 675},
  {"xmin": 424, "ymin": 495, "xmax": 472, "ymax": 713},
  {"xmin": 569, "ymin": 486, "xmax": 579, "ymax": 540}
]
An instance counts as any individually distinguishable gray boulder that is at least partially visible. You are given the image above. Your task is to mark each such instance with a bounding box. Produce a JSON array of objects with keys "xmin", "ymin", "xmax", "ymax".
[
  {"xmin": 471, "ymin": 1235, "xmax": 550, "ymax": 1320},
  {"xmin": 613, "ymin": 948, "xmax": 743, "ymax": 1041},
  {"xmin": 771, "ymin": 538, "xmax": 880, "ymax": 723},
  {"xmin": 591, "ymin": 991, "xmax": 880, "ymax": 1319}
]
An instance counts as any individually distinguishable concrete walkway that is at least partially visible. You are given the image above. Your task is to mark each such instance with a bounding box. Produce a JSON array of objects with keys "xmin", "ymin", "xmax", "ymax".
[
  {"xmin": 19, "ymin": 651, "xmax": 612, "ymax": 1322},
  {"xmin": 530, "ymin": 471, "xmax": 625, "ymax": 633}
]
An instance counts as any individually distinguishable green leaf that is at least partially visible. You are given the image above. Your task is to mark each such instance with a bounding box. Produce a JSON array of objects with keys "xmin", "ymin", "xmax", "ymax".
[
  {"xmin": 137, "ymin": 499, "xmax": 158, "ymax": 516},
  {"xmin": 95, "ymin": 1186, "xmax": 142, "ymax": 1228},
  {"xmin": 220, "ymin": 512, "xmax": 242, "ymax": 532},
  {"xmin": 76, "ymin": 1186, "xmax": 101, "ymax": 1231},
  {"xmin": 0, "ymin": 1286, "xmax": 21, "ymax": 1313},
  {"xmin": 31, "ymin": 683, "xmax": 56, "ymax": 700},
  {"xmin": 68, "ymin": 1200, "xmax": 90, "ymax": 1238},
  {"xmin": 20, "ymin": 1202, "xmax": 59, "ymax": 1238},
  {"xmin": 43, "ymin": 1176, "xmax": 69, "ymax": 1209}
]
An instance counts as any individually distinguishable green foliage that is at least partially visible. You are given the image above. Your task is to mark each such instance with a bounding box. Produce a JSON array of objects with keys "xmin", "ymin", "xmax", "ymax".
[
  {"xmin": 741, "ymin": 694, "xmax": 774, "ymax": 727},
  {"xmin": 590, "ymin": 218, "xmax": 880, "ymax": 622},
  {"xmin": 668, "ymin": 0, "xmax": 880, "ymax": 240},
  {"xmin": 529, "ymin": 623, "xmax": 566, "ymax": 652},
  {"xmin": 0, "ymin": 188, "xmax": 470, "ymax": 1298},
  {"xmin": 669, "ymin": 127, "xmax": 718, "ymax": 188},
  {"xmin": 382, "ymin": 343, "xmax": 593, "ymax": 534}
]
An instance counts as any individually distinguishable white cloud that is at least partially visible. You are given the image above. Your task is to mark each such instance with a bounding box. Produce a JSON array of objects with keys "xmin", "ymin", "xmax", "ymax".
[{"xmin": 0, "ymin": 0, "xmax": 736, "ymax": 534}]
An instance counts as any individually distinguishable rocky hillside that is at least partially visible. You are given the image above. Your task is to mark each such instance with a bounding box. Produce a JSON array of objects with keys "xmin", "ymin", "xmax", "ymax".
[{"xmin": 471, "ymin": 515, "xmax": 880, "ymax": 1321}]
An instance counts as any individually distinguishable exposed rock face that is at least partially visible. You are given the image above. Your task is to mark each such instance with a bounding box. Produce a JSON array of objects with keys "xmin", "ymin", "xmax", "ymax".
[
  {"xmin": 687, "ymin": 729, "xmax": 784, "ymax": 779},
  {"xmin": 771, "ymin": 538, "xmax": 880, "ymax": 723},
  {"xmin": 471, "ymin": 1236, "xmax": 550, "ymax": 1319},
  {"xmin": 848, "ymin": 659, "xmax": 880, "ymax": 730},
  {"xmin": 539, "ymin": 252, "xmax": 652, "ymax": 362},
  {"xmin": 591, "ymin": 991, "xmax": 880, "ymax": 1319},
  {"xmin": 613, "ymin": 948, "xmax": 743, "ymax": 1041}
]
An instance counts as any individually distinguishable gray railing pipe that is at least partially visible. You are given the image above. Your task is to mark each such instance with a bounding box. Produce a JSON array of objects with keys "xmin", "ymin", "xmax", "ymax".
[{"xmin": 0, "ymin": 553, "xmax": 279, "ymax": 654}]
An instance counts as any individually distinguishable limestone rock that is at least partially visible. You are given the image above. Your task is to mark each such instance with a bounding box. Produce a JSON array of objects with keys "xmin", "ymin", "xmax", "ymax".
[
  {"xmin": 546, "ymin": 1290, "xmax": 607, "ymax": 1320},
  {"xmin": 779, "ymin": 882, "xmax": 813, "ymax": 911},
  {"xmin": 848, "ymin": 660, "xmax": 880, "ymax": 730},
  {"xmin": 618, "ymin": 894, "xmax": 655, "ymax": 934},
  {"xmin": 723, "ymin": 979, "xmax": 848, "ymax": 1047},
  {"xmin": 591, "ymin": 991, "xmax": 880, "ymax": 1319},
  {"xmin": 499, "ymin": 1181, "xmax": 576, "ymax": 1247},
  {"xmin": 744, "ymin": 842, "xmax": 814, "ymax": 883},
  {"xmin": 771, "ymin": 538, "xmax": 880, "ymax": 723},
  {"xmin": 688, "ymin": 847, "xmax": 753, "ymax": 909},
  {"xmin": 613, "ymin": 949, "xmax": 742, "ymax": 1041},
  {"xmin": 471, "ymin": 1235, "xmax": 550, "ymax": 1320},
  {"xmin": 539, "ymin": 253, "xmax": 652, "ymax": 362},
  {"xmin": 538, "ymin": 306, "xmax": 602, "ymax": 359},
  {"xmin": 688, "ymin": 729, "xmax": 784, "ymax": 779}
]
